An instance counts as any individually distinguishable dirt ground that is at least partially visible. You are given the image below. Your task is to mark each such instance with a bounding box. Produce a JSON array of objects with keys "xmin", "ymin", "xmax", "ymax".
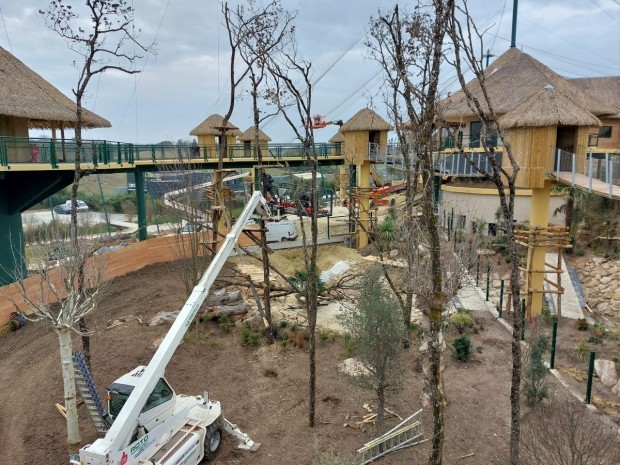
[{"xmin": 0, "ymin": 253, "xmax": 617, "ymax": 464}]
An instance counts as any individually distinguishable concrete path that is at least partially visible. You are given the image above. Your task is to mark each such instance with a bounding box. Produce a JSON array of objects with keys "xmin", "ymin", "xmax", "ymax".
[{"xmin": 545, "ymin": 252, "xmax": 584, "ymax": 320}]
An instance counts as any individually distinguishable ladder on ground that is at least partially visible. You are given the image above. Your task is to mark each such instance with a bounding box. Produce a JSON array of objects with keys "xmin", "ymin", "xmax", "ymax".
[
  {"xmin": 72, "ymin": 351, "xmax": 109, "ymax": 434},
  {"xmin": 357, "ymin": 409, "xmax": 425, "ymax": 464}
]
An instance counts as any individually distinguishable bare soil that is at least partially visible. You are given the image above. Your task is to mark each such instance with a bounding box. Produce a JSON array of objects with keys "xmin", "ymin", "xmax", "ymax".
[{"xmin": 0, "ymin": 255, "xmax": 616, "ymax": 464}]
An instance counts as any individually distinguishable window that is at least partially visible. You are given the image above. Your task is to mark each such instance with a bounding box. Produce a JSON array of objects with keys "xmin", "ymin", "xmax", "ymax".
[
  {"xmin": 143, "ymin": 378, "xmax": 174, "ymax": 412},
  {"xmin": 599, "ymin": 126, "xmax": 612, "ymax": 139},
  {"xmin": 470, "ymin": 121, "xmax": 482, "ymax": 148}
]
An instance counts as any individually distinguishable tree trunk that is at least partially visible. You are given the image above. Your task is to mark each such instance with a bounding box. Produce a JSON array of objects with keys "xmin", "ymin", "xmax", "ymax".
[
  {"xmin": 377, "ymin": 384, "xmax": 386, "ymax": 434},
  {"xmin": 57, "ymin": 326, "xmax": 80, "ymax": 454},
  {"xmin": 73, "ymin": 96, "xmax": 90, "ymax": 366},
  {"xmin": 307, "ymin": 156, "xmax": 319, "ymax": 428}
]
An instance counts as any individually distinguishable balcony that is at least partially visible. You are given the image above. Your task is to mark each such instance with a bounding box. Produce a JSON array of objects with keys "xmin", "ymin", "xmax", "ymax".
[{"xmin": 437, "ymin": 133, "xmax": 500, "ymax": 151}]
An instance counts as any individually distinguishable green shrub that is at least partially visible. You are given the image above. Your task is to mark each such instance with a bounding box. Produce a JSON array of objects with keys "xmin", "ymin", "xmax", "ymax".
[
  {"xmin": 573, "ymin": 339, "xmax": 588, "ymax": 360},
  {"xmin": 343, "ymin": 334, "xmax": 359, "ymax": 357},
  {"xmin": 449, "ymin": 312, "xmax": 475, "ymax": 334},
  {"xmin": 288, "ymin": 269, "xmax": 326, "ymax": 296},
  {"xmin": 451, "ymin": 335, "xmax": 471, "ymax": 362},
  {"xmin": 410, "ymin": 321, "xmax": 423, "ymax": 336},
  {"xmin": 574, "ymin": 247, "xmax": 586, "ymax": 256},
  {"xmin": 318, "ymin": 330, "xmax": 332, "ymax": 342},
  {"xmin": 586, "ymin": 336, "xmax": 603, "ymax": 345},
  {"xmin": 218, "ymin": 314, "xmax": 231, "ymax": 331},
  {"xmin": 279, "ymin": 320, "xmax": 288, "ymax": 328},
  {"xmin": 523, "ymin": 335, "xmax": 549, "ymax": 407},
  {"xmin": 609, "ymin": 328, "xmax": 620, "ymax": 341},
  {"xmin": 239, "ymin": 323, "xmax": 261, "ymax": 347}
]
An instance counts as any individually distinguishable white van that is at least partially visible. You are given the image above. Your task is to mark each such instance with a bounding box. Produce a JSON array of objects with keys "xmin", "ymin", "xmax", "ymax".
[
  {"xmin": 246, "ymin": 218, "xmax": 298, "ymax": 243},
  {"xmin": 265, "ymin": 220, "xmax": 298, "ymax": 242}
]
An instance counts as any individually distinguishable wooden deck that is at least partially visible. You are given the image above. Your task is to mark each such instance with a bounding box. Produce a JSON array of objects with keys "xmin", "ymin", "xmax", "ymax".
[{"xmin": 552, "ymin": 172, "xmax": 620, "ymax": 200}]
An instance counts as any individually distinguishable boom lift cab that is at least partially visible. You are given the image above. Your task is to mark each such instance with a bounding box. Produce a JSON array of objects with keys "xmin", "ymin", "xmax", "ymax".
[{"xmin": 79, "ymin": 192, "xmax": 268, "ymax": 465}]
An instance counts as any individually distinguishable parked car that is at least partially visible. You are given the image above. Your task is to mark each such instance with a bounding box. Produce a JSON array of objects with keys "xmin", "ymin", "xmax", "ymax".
[
  {"xmin": 246, "ymin": 218, "xmax": 298, "ymax": 243},
  {"xmin": 53, "ymin": 200, "xmax": 89, "ymax": 214},
  {"xmin": 179, "ymin": 223, "xmax": 204, "ymax": 234}
]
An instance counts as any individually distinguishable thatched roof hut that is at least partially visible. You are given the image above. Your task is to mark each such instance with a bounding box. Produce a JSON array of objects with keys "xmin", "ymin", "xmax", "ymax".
[
  {"xmin": 238, "ymin": 126, "xmax": 271, "ymax": 142},
  {"xmin": 570, "ymin": 76, "xmax": 620, "ymax": 118},
  {"xmin": 500, "ymin": 85, "xmax": 602, "ymax": 129},
  {"xmin": 329, "ymin": 131, "xmax": 345, "ymax": 143},
  {"xmin": 440, "ymin": 48, "xmax": 618, "ymax": 120},
  {"xmin": 340, "ymin": 108, "xmax": 391, "ymax": 132},
  {"xmin": 0, "ymin": 46, "xmax": 110, "ymax": 128},
  {"xmin": 190, "ymin": 114, "xmax": 242, "ymax": 136}
]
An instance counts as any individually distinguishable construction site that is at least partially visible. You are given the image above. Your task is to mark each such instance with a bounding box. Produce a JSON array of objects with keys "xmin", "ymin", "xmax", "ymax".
[{"xmin": 1, "ymin": 1, "xmax": 620, "ymax": 465}]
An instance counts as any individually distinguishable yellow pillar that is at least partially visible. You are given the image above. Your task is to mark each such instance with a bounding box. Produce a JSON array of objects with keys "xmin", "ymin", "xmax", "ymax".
[
  {"xmin": 357, "ymin": 161, "xmax": 371, "ymax": 248},
  {"xmin": 527, "ymin": 182, "xmax": 551, "ymax": 316}
]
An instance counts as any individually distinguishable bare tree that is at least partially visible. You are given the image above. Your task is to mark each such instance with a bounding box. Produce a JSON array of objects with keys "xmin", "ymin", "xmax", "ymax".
[
  {"xmin": 264, "ymin": 32, "xmax": 322, "ymax": 426},
  {"xmin": 229, "ymin": 0, "xmax": 295, "ymax": 341},
  {"xmin": 40, "ymin": 0, "xmax": 152, "ymax": 364},
  {"xmin": 7, "ymin": 229, "xmax": 110, "ymax": 456},
  {"xmin": 447, "ymin": 3, "xmax": 523, "ymax": 462},
  {"xmin": 521, "ymin": 400, "xmax": 620, "ymax": 465},
  {"xmin": 159, "ymin": 161, "xmax": 212, "ymax": 295},
  {"xmin": 366, "ymin": 3, "xmax": 453, "ymax": 463}
]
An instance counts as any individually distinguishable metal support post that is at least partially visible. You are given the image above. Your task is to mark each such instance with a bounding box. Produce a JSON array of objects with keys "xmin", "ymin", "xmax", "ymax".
[
  {"xmin": 585, "ymin": 351, "xmax": 595, "ymax": 404},
  {"xmin": 485, "ymin": 264, "xmax": 491, "ymax": 301},
  {"xmin": 550, "ymin": 321, "xmax": 557, "ymax": 369},
  {"xmin": 476, "ymin": 259, "xmax": 480, "ymax": 286},
  {"xmin": 135, "ymin": 167, "xmax": 148, "ymax": 241},
  {"xmin": 499, "ymin": 279, "xmax": 504, "ymax": 318}
]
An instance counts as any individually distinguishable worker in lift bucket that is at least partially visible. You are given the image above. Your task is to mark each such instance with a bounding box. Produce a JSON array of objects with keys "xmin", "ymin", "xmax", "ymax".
[{"xmin": 261, "ymin": 169, "xmax": 276, "ymax": 199}]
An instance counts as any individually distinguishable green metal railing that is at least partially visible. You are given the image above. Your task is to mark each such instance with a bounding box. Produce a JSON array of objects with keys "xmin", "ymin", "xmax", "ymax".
[
  {"xmin": 437, "ymin": 133, "xmax": 500, "ymax": 150},
  {"xmin": 0, "ymin": 136, "xmax": 342, "ymax": 168}
]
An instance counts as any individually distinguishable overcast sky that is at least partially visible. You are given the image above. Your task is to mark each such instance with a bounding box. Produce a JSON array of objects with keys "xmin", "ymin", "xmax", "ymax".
[{"xmin": 1, "ymin": 0, "xmax": 619, "ymax": 143}]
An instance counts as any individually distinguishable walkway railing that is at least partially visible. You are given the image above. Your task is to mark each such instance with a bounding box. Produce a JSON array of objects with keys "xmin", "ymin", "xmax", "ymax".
[
  {"xmin": 0, "ymin": 136, "xmax": 342, "ymax": 168},
  {"xmin": 551, "ymin": 146, "xmax": 620, "ymax": 198},
  {"xmin": 435, "ymin": 151, "xmax": 503, "ymax": 177}
]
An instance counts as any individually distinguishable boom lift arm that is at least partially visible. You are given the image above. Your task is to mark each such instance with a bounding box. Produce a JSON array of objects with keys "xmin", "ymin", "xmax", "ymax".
[{"xmin": 81, "ymin": 191, "xmax": 270, "ymax": 459}]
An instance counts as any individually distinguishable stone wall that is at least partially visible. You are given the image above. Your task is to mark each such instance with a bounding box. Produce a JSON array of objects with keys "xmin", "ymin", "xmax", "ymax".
[{"xmin": 577, "ymin": 257, "xmax": 620, "ymax": 319}]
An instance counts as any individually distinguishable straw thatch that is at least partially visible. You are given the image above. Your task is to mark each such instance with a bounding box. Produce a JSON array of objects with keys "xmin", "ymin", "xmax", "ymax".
[
  {"xmin": 329, "ymin": 130, "xmax": 345, "ymax": 143},
  {"xmin": 570, "ymin": 77, "xmax": 620, "ymax": 118},
  {"xmin": 499, "ymin": 85, "xmax": 601, "ymax": 129},
  {"xmin": 440, "ymin": 48, "xmax": 618, "ymax": 120},
  {"xmin": 0, "ymin": 46, "xmax": 111, "ymax": 129},
  {"xmin": 190, "ymin": 114, "xmax": 242, "ymax": 136},
  {"xmin": 340, "ymin": 108, "xmax": 392, "ymax": 132},
  {"xmin": 238, "ymin": 126, "xmax": 271, "ymax": 142},
  {"xmin": 0, "ymin": 47, "xmax": 111, "ymax": 129}
]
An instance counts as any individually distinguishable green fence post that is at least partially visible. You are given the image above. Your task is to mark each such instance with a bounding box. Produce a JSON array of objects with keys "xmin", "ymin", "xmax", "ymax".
[
  {"xmin": 117, "ymin": 142, "xmax": 122, "ymax": 164},
  {"xmin": 135, "ymin": 167, "xmax": 148, "ymax": 241},
  {"xmin": 550, "ymin": 320, "xmax": 558, "ymax": 369},
  {"xmin": 585, "ymin": 351, "xmax": 595, "ymax": 404},
  {"xmin": 485, "ymin": 264, "xmax": 491, "ymax": 301},
  {"xmin": 50, "ymin": 139, "xmax": 58, "ymax": 168},
  {"xmin": 521, "ymin": 299, "xmax": 526, "ymax": 341},
  {"xmin": 327, "ymin": 215, "xmax": 330, "ymax": 239},
  {"xmin": 476, "ymin": 258, "xmax": 480, "ymax": 286},
  {"xmin": 499, "ymin": 279, "xmax": 504, "ymax": 318}
]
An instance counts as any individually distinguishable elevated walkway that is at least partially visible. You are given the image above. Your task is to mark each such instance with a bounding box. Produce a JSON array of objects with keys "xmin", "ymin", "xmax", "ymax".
[{"xmin": 0, "ymin": 137, "xmax": 345, "ymax": 173}]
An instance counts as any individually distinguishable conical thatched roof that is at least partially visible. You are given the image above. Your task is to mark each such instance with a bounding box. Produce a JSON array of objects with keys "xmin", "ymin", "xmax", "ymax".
[
  {"xmin": 440, "ymin": 48, "xmax": 618, "ymax": 120},
  {"xmin": 329, "ymin": 130, "xmax": 345, "ymax": 143},
  {"xmin": 238, "ymin": 126, "xmax": 271, "ymax": 142},
  {"xmin": 570, "ymin": 76, "xmax": 620, "ymax": 118},
  {"xmin": 340, "ymin": 108, "xmax": 391, "ymax": 132},
  {"xmin": 190, "ymin": 114, "xmax": 242, "ymax": 136},
  {"xmin": 0, "ymin": 46, "xmax": 110, "ymax": 129},
  {"xmin": 499, "ymin": 85, "xmax": 601, "ymax": 129}
]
